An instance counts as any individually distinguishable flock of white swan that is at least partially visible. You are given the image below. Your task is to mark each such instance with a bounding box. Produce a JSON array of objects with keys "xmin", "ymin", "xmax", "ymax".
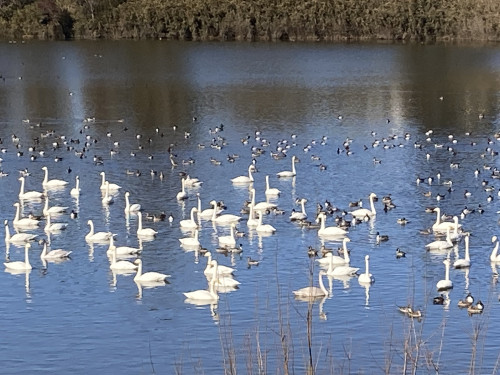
[{"xmin": 2, "ymin": 120, "xmax": 500, "ymax": 318}]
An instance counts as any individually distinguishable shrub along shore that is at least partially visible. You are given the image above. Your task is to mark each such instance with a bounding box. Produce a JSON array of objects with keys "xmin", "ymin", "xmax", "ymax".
[{"xmin": 0, "ymin": 0, "xmax": 499, "ymax": 42}]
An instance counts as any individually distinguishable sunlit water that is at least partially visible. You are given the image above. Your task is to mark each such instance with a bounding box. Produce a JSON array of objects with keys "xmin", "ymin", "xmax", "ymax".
[{"xmin": 0, "ymin": 40, "xmax": 500, "ymax": 373}]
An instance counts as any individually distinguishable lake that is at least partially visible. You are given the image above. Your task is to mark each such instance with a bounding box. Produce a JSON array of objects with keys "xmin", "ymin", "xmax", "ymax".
[{"xmin": 0, "ymin": 40, "xmax": 500, "ymax": 374}]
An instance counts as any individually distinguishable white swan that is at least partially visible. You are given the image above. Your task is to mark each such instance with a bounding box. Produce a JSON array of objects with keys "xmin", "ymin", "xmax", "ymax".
[
  {"xmin": 265, "ymin": 175, "xmax": 281, "ymax": 196},
  {"xmin": 317, "ymin": 212, "xmax": 347, "ymax": 237},
  {"xmin": 317, "ymin": 238, "xmax": 351, "ymax": 266},
  {"xmin": 197, "ymin": 195, "xmax": 222, "ymax": 220},
  {"xmin": 293, "ymin": 270, "xmax": 329, "ymax": 298},
  {"xmin": 351, "ymin": 193, "xmax": 377, "ymax": 219},
  {"xmin": 251, "ymin": 188, "xmax": 277, "ymax": 213},
  {"xmin": 176, "ymin": 178, "xmax": 188, "ymax": 200},
  {"xmin": 99, "ymin": 171, "xmax": 121, "ymax": 191},
  {"xmin": 70, "ymin": 175, "xmax": 80, "ymax": 197},
  {"xmin": 137, "ymin": 213, "xmax": 158, "ymax": 238},
  {"xmin": 218, "ymin": 224, "xmax": 237, "ymax": 248},
  {"xmin": 44, "ymin": 214, "xmax": 68, "ymax": 233},
  {"xmin": 246, "ymin": 200, "xmax": 259, "ymax": 228},
  {"xmin": 124, "ymin": 191, "xmax": 141, "ymax": 213},
  {"xmin": 204, "ymin": 252, "xmax": 235, "ymax": 276},
  {"xmin": 425, "ymin": 227, "xmax": 453, "ymax": 251},
  {"xmin": 4, "ymin": 243, "xmax": 31, "ymax": 270},
  {"xmin": 184, "ymin": 175, "xmax": 202, "ymax": 187},
  {"xmin": 179, "ymin": 207, "xmax": 199, "ymax": 229},
  {"xmin": 18, "ymin": 176, "xmax": 43, "ymax": 200},
  {"xmin": 43, "ymin": 197, "xmax": 68, "ymax": 216},
  {"xmin": 326, "ymin": 252, "xmax": 359, "ymax": 276},
  {"xmin": 211, "ymin": 200, "xmax": 241, "ymax": 225},
  {"xmin": 490, "ymin": 235, "xmax": 500, "ymax": 262},
  {"xmin": 184, "ymin": 261, "xmax": 219, "ymax": 301},
  {"xmin": 101, "ymin": 181, "xmax": 114, "ymax": 205},
  {"xmin": 85, "ymin": 220, "xmax": 112, "ymax": 243},
  {"xmin": 4, "ymin": 220, "xmax": 37, "ymax": 244},
  {"xmin": 179, "ymin": 229, "xmax": 201, "ymax": 249},
  {"xmin": 436, "ymin": 258, "xmax": 453, "ymax": 291},
  {"xmin": 290, "ymin": 198, "xmax": 307, "ymax": 221},
  {"xmin": 453, "ymin": 234, "xmax": 471, "ymax": 268},
  {"xmin": 449, "ymin": 216, "xmax": 463, "ymax": 242},
  {"xmin": 277, "ymin": 155, "xmax": 297, "ymax": 178},
  {"xmin": 106, "ymin": 235, "xmax": 142, "ymax": 257},
  {"xmin": 41, "ymin": 166, "xmax": 68, "ymax": 188},
  {"xmin": 109, "ymin": 245, "xmax": 138, "ymax": 272},
  {"xmin": 432, "ymin": 207, "xmax": 461, "ymax": 233},
  {"xmin": 13, "ymin": 202, "xmax": 39, "ymax": 229},
  {"xmin": 41, "ymin": 241, "xmax": 71, "ymax": 260},
  {"xmin": 358, "ymin": 255, "xmax": 375, "ymax": 284},
  {"xmin": 133, "ymin": 259, "xmax": 170, "ymax": 282},
  {"xmin": 256, "ymin": 211, "xmax": 276, "ymax": 234},
  {"xmin": 231, "ymin": 165, "xmax": 254, "ymax": 184}
]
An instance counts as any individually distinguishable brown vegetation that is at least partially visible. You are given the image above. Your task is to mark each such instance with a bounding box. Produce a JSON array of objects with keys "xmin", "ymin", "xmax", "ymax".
[{"xmin": 0, "ymin": 0, "xmax": 499, "ymax": 42}]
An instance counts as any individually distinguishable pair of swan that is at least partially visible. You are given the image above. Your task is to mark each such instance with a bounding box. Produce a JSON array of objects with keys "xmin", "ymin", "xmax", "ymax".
[
  {"xmin": 317, "ymin": 212, "xmax": 347, "ymax": 237},
  {"xmin": 351, "ymin": 193, "xmax": 377, "ymax": 219},
  {"xmin": 277, "ymin": 155, "xmax": 297, "ymax": 178},
  {"xmin": 18, "ymin": 176, "xmax": 43, "ymax": 200},
  {"xmin": 436, "ymin": 259, "xmax": 453, "ymax": 291},
  {"xmin": 432, "ymin": 207, "xmax": 462, "ymax": 233},
  {"xmin": 4, "ymin": 220, "xmax": 37, "ymax": 244},
  {"xmin": 317, "ymin": 238, "xmax": 351, "ymax": 267},
  {"xmin": 231, "ymin": 165, "xmax": 254, "ymax": 184},
  {"xmin": 4, "ymin": 243, "xmax": 32, "ymax": 270},
  {"xmin": 42, "ymin": 166, "xmax": 68, "ymax": 188}
]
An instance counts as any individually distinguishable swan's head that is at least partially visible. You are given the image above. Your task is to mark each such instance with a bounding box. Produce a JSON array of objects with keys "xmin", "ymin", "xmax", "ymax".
[
  {"xmin": 365, "ymin": 255, "xmax": 370, "ymax": 260},
  {"xmin": 443, "ymin": 259, "xmax": 450, "ymax": 265},
  {"xmin": 18, "ymin": 177, "xmax": 23, "ymax": 181},
  {"xmin": 344, "ymin": 237, "xmax": 351, "ymax": 243},
  {"xmin": 125, "ymin": 192, "xmax": 130, "ymax": 197},
  {"xmin": 87, "ymin": 220, "xmax": 93, "ymax": 225},
  {"xmin": 133, "ymin": 259, "xmax": 142, "ymax": 265},
  {"xmin": 369, "ymin": 193, "xmax": 377, "ymax": 198},
  {"xmin": 4, "ymin": 219, "xmax": 8, "ymax": 225},
  {"xmin": 25, "ymin": 243, "xmax": 31, "ymax": 249},
  {"xmin": 493, "ymin": 235, "xmax": 498, "ymax": 243},
  {"xmin": 13, "ymin": 202, "xmax": 19, "ymax": 207},
  {"xmin": 433, "ymin": 207, "xmax": 440, "ymax": 213},
  {"xmin": 209, "ymin": 200, "xmax": 217, "ymax": 206},
  {"xmin": 41, "ymin": 166, "xmax": 47, "ymax": 171},
  {"xmin": 204, "ymin": 251, "xmax": 212, "ymax": 257}
]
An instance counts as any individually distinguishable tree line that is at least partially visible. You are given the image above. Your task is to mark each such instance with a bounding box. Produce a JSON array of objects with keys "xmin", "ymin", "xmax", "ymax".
[{"xmin": 0, "ymin": 0, "xmax": 499, "ymax": 42}]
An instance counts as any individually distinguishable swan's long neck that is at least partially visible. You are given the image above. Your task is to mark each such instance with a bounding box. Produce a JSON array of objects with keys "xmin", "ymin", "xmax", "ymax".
[
  {"xmin": 138, "ymin": 214, "xmax": 143, "ymax": 230},
  {"xmin": 250, "ymin": 189, "xmax": 256, "ymax": 206},
  {"xmin": 318, "ymin": 272, "xmax": 328, "ymax": 295},
  {"xmin": 101, "ymin": 173, "xmax": 106, "ymax": 186},
  {"xmin": 266, "ymin": 176, "xmax": 270, "ymax": 190},
  {"xmin": 135, "ymin": 260, "xmax": 143, "ymax": 278},
  {"xmin": 464, "ymin": 236, "xmax": 470, "ymax": 261},
  {"xmin": 248, "ymin": 166, "xmax": 253, "ymax": 180},
  {"xmin": 446, "ymin": 228, "xmax": 453, "ymax": 245},
  {"xmin": 44, "ymin": 198, "xmax": 49, "ymax": 212},
  {"xmin": 492, "ymin": 241, "xmax": 499, "ymax": 260},
  {"xmin": 369, "ymin": 196, "xmax": 376, "ymax": 215},
  {"xmin": 211, "ymin": 202, "xmax": 217, "ymax": 221},
  {"xmin": 75, "ymin": 177, "xmax": 79, "ymax": 190},
  {"xmin": 45, "ymin": 215, "xmax": 51, "ymax": 228},
  {"xmin": 24, "ymin": 245, "xmax": 31, "ymax": 267},
  {"xmin": 257, "ymin": 212, "xmax": 263, "ymax": 226},
  {"xmin": 5, "ymin": 223, "xmax": 10, "ymax": 240},
  {"xmin": 125, "ymin": 194, "xmax": 130, "ymax": 208},
  {"xmin": 343, "ymin": 241, "xmax": 350, "ymax": 262},
  {"xmin": 291, "ymin": 158, "xmax": 296, "ymax": 174},
  {"xmin": 88, "ymin": 221, "xmax": 94, "ymax": 235},
  {"xmin": 190, "ymin": 208, "xmax": 196, "ymax": 222},
  {"xmin": 301, "ymin": 200, "xmax": 306, "ymax": 215},
  {"xmin": 43, "ymin": 168, "xmax": 48, "ymax": 184},
  {"xmin": 230, "ymin": 225, "xmax": 235, "ymax": 238},
  {"xmin": 319, "ymin": 215, "xmax": 326, "ymax": 230},
  {"xmin": 19, "ymin": 178, "xmax": 25, "ymax": 194},
  {"xmin": 445, "ymin": 261, "xmax": 450, "ymax": 281},
  {"xmin": 197, "ymin": 196, "xmax": 201, "ymax": 212},
  {"xmin": 435, "ymin": 208, "xmax": 441, "ymax": 225},
  {"xmin": 41, "ymin": 243, "xmax": 47, "ymax": 257},
  {"xmin": 365, "ymin": 257, "xmax": 370, "ymax": 275},
  {"xmin": 14, "ymin": 205, "xmax": 21, "ymax": 221}
]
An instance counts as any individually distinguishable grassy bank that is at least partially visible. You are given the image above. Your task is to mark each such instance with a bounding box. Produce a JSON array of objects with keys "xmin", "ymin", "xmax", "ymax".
[{"xmin": 0, "ymin": 0, "xmax": 499, "ymax": 42}]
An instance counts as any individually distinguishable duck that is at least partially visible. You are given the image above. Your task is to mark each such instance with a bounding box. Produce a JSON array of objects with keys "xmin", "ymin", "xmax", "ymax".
[
  {"xmin": 99, "ymin": 171, "xmax": 121, "ymax": 191},
  {"xmin": 124, "ymin": 191, "xmax": 141, "ymax": 213},
  {"xmin": 256, "ymin": 211, "xmax": 276, "ymax": 234},
  {"xmin": 231, "ymin": 165, "xmax": 254, "ymax": 184},
  {"xmin": 358, "ymin": 255, "xmax": 375, "ymax": 284},
  {"xmin": 398, "ymin": 305, "xmax": 422, "ymax": 319},
  {"xmin": 376, "ymin": 232, "xmax": 389, "ymax": 244},
  {"xmin": 265, "ymin": 175, "xmax": 281, "ymax": 196},
  {"xmin": 457, "ymin": 293, "xmax": 474, "ymax": 308},
  {"xmin": 317, "ymin": 212, "xmax": 347, "ymax": 237},
  {"xmin": 85, "ymin": 220, "xmax": 112, "ymax": 243},
  {"xmin": 277, "ymin": 155, "xmax": 298, "ymax": 178},
  {"xmin": 13, "ymin": 202, "xmax": 39, "ymax": 229},
  {"xmin": 133, "ymin": 259, "xmax": 170, "ymax": 282},
  {"xmin": 317, "ymin": 238, "xmax": 351, "ymax": 266},
  {"xmin": 453, "ymin": 234, "xmax": 471, "ymax": 269},
  {"xmin": 18, "ymin": 176, "xmax": 44, "ymax": 200},
  {"xmin": 179, "ymin": 207, "xmax": 199, "ymax": 229},
  {"xmin": 467, "ymin": 301, "xmax": 484, "ymax": 315},
  {"xmin": 436, "ymin": 259, "xmax": 453, "ymax": 291},
  {"xmin": 396, "ymin": 248, "xmax": 406, "ymax": 258},
  {"xmin": 351, "ymin": 193, "xmax": 377, "ymax": 219},
  {"xmin": 4, "ymin": 243, "xmax": 31, "ymax": 270},
  {"xmin": 40, "ymin": 241, "xmax": 72, "ymax": 260},
  {"xmin": 247, "ymin": 257, "xmax": 259, "ymax": 267},
  {"xmin": 137, "ymin": 213, "xmax": 158, "ymax": 238},
  {"xmin": 70, "ymin": 175, "xmax": 80, "ymax": 197},
  {"xmin": 290, "ymin": 198, "xmax": 307, "ymax": 221},
  {"xmin": 490, "ymin": 235, "xmax": 500, "ymax": 262},
  {"xmin": 41, "ymin": 166, "xmax": 68, "ymax": 188},
  {"xmin": 4, "ymin": 220, "xmax": 37, "ymax": 244},
  {"xmin": 292, "ymin": 270, "xmax": 329, "ymax": 298}
]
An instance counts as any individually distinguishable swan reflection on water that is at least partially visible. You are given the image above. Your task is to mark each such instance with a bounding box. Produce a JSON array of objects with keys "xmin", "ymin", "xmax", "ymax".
[{"xmin": 5, "ymin": 268, "xmax": 32, "ymax": 299}]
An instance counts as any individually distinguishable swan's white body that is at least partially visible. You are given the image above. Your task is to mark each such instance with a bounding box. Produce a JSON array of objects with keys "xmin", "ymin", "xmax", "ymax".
[
  {"xmin": 101, "ymin": 181, "xmax": 114, "ymax": 205},
  {"xmin": 197, "ymin": 195, "xmax": 222, "ymax": 220},
  {"xmin": 436, "ymin": 259, "xmax": 453, "ymax": 291},
  {"xmin": 42, "ymin": 166, "xmax": 68, "ymax": 188},
  {"xmin": 453, "ymin": 234, "xmax": 471, "ymax": 268},
  {"xmin": 43, "ymin": 197, "xmax": 68, "ymax": 216},
  {"xmin": 326, "ymin": 253, "xmax": 359, "ymax": 276},
  {"xmin": 317, "ymin": 238, "xmax": 351, "ymax": 266},
  {"xmin": 4, "ymin": 243, "xmax": 31, "ymax": 270},
  {"xmin": 18, "ymin": 176, "xmax": 43, "ymax": 200},
  {"xmin": 100, "ymin": 171, "xmax": 121, "ymax": 191},
  {"xmin": 265, "ymin": 175, "xmax": 281, "ymax": 196},
  {"xmin": 293, "ymin": 271, "xmax": 328, "ymax": 298},
  {"xmin": 277, "ymin": 155, "xmax": 297, "ymax": 178},
  {"xmin": 256, "ymin": 211, "xmax": 276, "ymax": 234},
  {"xmin": 204, "ymin": 252, "xmax": 235, "ymax": 276},
  {"xmin": 358, "ymin": 255, "xmax": 375, "ymax": 284},
  {"xmin": 41, "ymin": 242, "xmax": 71, "ymax": 260},
  {"xmin": 4, "ymin": 220, "xmax": 37, "ymax": 244},
  {"xmin": 179, "ymin": 229, "xmax": 201, "ymax": 249},
  {"xmin": 107, "ymin": 236, "xmax": 142, "ymax": 256},
  {"xmin": 425, "ymin": 227, "xmax": 453, "ymax": 251},
  {"xmin": 124, "ymin": 192, "xmax": 141, "ymax": 213},
  {"xmin": 44, "ymin": 214, "xmax": 68, "ymax": 233},
  {"xmin": 13, "ymin": 202, "xmax": 39, "ymax": 229},
  {"xmin": 490, "ymin": 236, "xmax": 500, "ymax": 262},
  {"xmin": 432, "ymin": 207, "xmax": 462, "ymax": 233},
  {"xmin": 351, "ymin": 193, "xmax": 377, "ymax": 218},
  {"xmin": 176, "ymin": 178, "xmax": 188, "ymax": 200},
  {"xmin": 179, "ymin": 207, "xmax": 199, "ymax": 229},
  {"xmin": 184, "ymin": 260, "xmax": 219, "ymax": 301},
  {"xmin": 317, "ymin": 212, "xmax": 347, "ymax": 237},
  {"xmin": 246, "ymin": 201, "xmax": 259, "ymax": 228},
  {"xmin": 251, "ymin": 188, "xmax": 277, "ymax": 213},
  {"xmin": 133, "ymin": 259, "xmax": 170, "ymax": 282},
  {"xmin": 290, "ymin": 198, "xmax": 307, "ymax": 221},
  {"xmin": 449, "ymin": 216, "xmax": 463, "ymax": 242},
  {"xmin": 231, "ymin": 165, "xmax": 254, "ymax": 184},
  {"xmin": 109, "ymin": 245, "xmax": 138, "ymax": 271},
  {"xmin": 70, "ymin": 176, "xmax": 80, "ymax": 197},
  {"xmin": 85, "ymin": 220, "xmax": 112, "ymax": 243},
  {"xmin": 218, "ymin": 224, "xmax": 237, "ymax": 248},
  {"xmin": 137, "ymin": 213, "xmax": 158, "ymax": 238},
  {"xmin": 184, "ymin": 175, "xmax": 202, "ymax": 187},
  {"xmin": 211, "ymin": 201, "xmax": 240, "ymax": 225}
]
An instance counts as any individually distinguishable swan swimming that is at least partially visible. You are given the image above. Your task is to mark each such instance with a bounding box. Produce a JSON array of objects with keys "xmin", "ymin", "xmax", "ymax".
[
  {"xmin": 293, "ymin": 270, "xmax": 329, "ymax": 298},
  {"xmin": 109, "ymin": 245, "xmax": 138, "ymax": 272},
  {"xmin": 41, "ymin": 241, "xmax": 72, "ymax": 260},
  {"xmin": 251, "ymin": 188, "xmax": 277, "ymax": 213},
  {"xmin": 107, "ymin": 235, "xmax": 142, "ymax": 257},
  {"xmin": 18, "ymin": 176, "xmax": 43, "ymax": 200},
  {"xmin": 4, "ymin": 220, "xmax": 37, "ymax": 244},
  {"xmin": 184, "ymin": 260, "xmax": 219, "ymax": 301},
  {"xmin": 41, "ymin": 166, "xmax": 68, "ymax": 188},
  {"xmin": 99, "ymin": 171, "xmax": 121, "ymax": 191},
  {"xmin": 317, "ymin": 212, "xmax": 347, "ymax": 237},
  {"xmin": 358, "ymin": 255, "xmax": 375, "ymax": 284},
  {"xmin": 204, "ymin": 252, "xmax": 235, "ymax": 277},
  {"xmin": 453, "ymin": 234, "xmax": 471, "ymax": 268},
  {"xmin": 265, "ymin": 175, "xmax": 281, "ymax": 196},
  {"xmin": 176, "ymin": 178, "xmax": 188, "ymax": 200},
  {"xmin": 218, "ymin": 224, "xmax": 237, "ymax": 248},
  {"xmin": 44, "ymin": 214, "xmax": 68, "ymax": 233},
  {"xmin": 13, "ymin": 202, "xmax": 39, "ymax": 229},
  {"xmin": 210, "ymin": 200, "xmax": 241, "ymax": 225},
  {"xmin": 256, "ymin": 211, "xmax": 276, "ymax": 234},
  {"xmin": 490, "ymin": 235, "xmax": 500, "ymax": 262},
  {"xmin": 133, "ymin": 259, "xmax": 170, "ymax": 282},
  {"xmin": 197, "ymin": 194, "xmax": 222, "ymax": 220},
  {"xmin": 179, "ymin": 229, "xmax": 201, "ymax": 249},
  {"xmin": 85, "ymin": 220, "xmax": 112, "ymax": 243},
  {"xmin": 70, "ymin": 176, "xmax": 80, "ymax": 197},
  {"xmin": 101, "ymin": 181, "xmax": 114, "ymax": 205},
  {"xmin": 277, "ymin": 155, "xmax": 297, "ymax": 178},
  {"xmin": 231, "ymin": 165, "xmax": 254, "ymax": 184},
  {"xmin": 432, "ymin": 207, "xmax": 461, "ymax": 233},
  {"xmin": 290, "ymin": 198, "xmax": 307, "ymax": 221},
  {"xmin": 4, "ymin": 243, "xmax": 31, "ymax": 270},
  {"xmin": 317, "ymin": 238, "xmax": 351, "ymax": 266},
  {"xmin": 124, "ymin": 191, "xmax": 141, "ymax": 213},
  {"xmin": 425, "ymin": 227, "xmax": 454, "ymax": 251},
  {"xmin": 436, "ymin": 258, "xmax": 453, "ymax": 291},
  {"xmin": 137, "ymin": 213, "xmax": 158, "ymax": 238},
  {"xmin": 351, "ymin": 193, "xmax": 377, "ymax": 218},
  {"xmin": 43, "ymin": 196, "xmax": 68, "ymax": 216},
  {"xmin": 179, "ymin": 207, "xmax": 199, "ymax": 229}
]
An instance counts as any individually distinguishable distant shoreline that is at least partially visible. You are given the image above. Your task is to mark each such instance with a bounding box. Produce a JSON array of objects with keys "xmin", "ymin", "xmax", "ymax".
[{"xmin": 1, "ymin": 0, "xmax": 499, "ymax": 42}]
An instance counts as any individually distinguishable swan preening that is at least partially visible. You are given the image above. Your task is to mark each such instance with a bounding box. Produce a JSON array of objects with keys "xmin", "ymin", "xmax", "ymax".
[
  {"xmin": 293, "ymin": 270, "xmax": 329, "ymax": 298},
  {"xmin": 42, "ymin": 166, "xmax": 68, "ymax": 188}
]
